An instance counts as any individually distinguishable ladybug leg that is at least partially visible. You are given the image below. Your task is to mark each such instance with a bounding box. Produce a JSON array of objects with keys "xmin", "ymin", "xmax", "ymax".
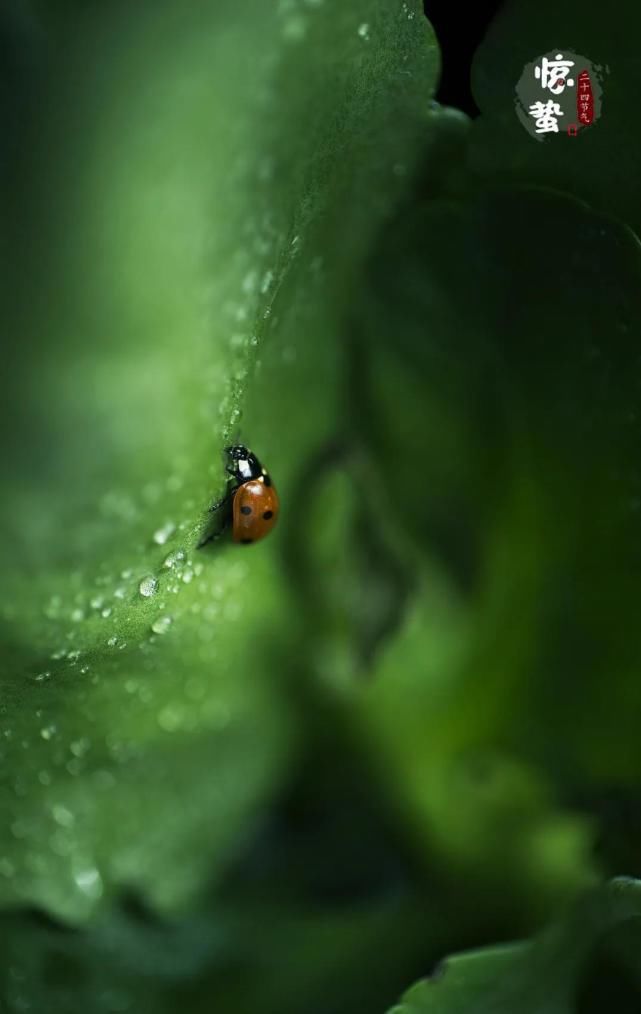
[
  {"xmin": 207, "ymin": 493, "xmax": 231, "ymax": 513},
  {"xmin": 198, "ymin": 488, "xmax": 234, "ymax": 549},
  {"xmin": 208, "ymin": 478, "xmax": 237, "ymax": 511},
  {"xmin": 197, "ymin": 510, "xmax": 231, "ymax": 548}
]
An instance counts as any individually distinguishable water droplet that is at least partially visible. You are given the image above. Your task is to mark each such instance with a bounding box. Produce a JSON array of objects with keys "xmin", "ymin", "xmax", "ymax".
[
  {"xmin": 143, "ymin": 482, "xmax": 162, "ymax": 503},
  {"xmin": 70, "ymin": 738, "xmax": 90, "ymax": 758},
  {"xmin": 94, "ymin": 769, "xmax": 116, "ymax": 790},
  {"xmin": 34, "ymin": 671, "xmax": 51, "ymax": 683},
  {"xmin": 107, "ymin": 636, "xmax": 118, "ymax": 647},
  {"xmin": 283, "ymin": 15, "xmax": 306, "ymax": 40},
  {"xmin": 120, "ymin": 568, "xmax": 133, "ymax": 579},
  {"xmin": 358, "ymin": 21, "xmax": 370, "ymax": 39},
  {"xmin": 73, "ymin": 864, "xmax": 103, "ymax": 900},
  {"xmin": 51, "ymin": 829, "xmax": 73, "ymax": 856},
  {"xmin": 71, "ymin": 608, "xmax": 85, "ymax": 622},
  {"xmin": 157, "ymin": 704, "xmax": 183, "ymax": 732},
  {"xmin": 162, "ymin": 549, "xmax": 185, "ymax": 570},
  {"xmin": 113, "ymin": 587, "xmax": 126, "ymax": 600},
  {"xmin": 90, "ymin": 595, "xmax": 104, "ymax": 610},
  {"xmin": 138, "ymin": 575, "xmax": 158, "ymax": 598},
  {"xmin": 181, "ymin": 569, "xmax": 194, "ymax": 584},
  {"xmin": 44, "ymin": 595, "xmax": 62, "ymax": 619},
  {"xmin": 40, "ymin": 725, "xmax": 56, "ymax": 741},
  {"xmin": 101, "ymin": 607, "xmax": 112, "ymax": 619},
  {"xmin": 153, "ymin": 522, "xmax": 176, "ymax": 546},
  {"xmin": 260, "ymin": 269, "xmax": 274, "ymax": 294},
  {"xmin": 151, "ymin": 615, "xmax": 172, "ymax": 635},
  {"xmin": 242, "ymin": 269, "xmax": 258, "ymax": 293},
  {"xmin": 52, "ymin": 804, "xmax": 75, "ymax": 828}
]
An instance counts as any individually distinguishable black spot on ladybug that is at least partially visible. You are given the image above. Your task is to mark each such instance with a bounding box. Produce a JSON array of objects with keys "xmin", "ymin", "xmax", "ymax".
[
  {"xmin": 263, "ymin": 474, "xmax": 272, "ymax": 487},
  {"xmin": 263, "ymin": 510, "xmax": 273, "ymax": 520},
  {"xmin": 240, "ymin": 505, "xmax": 252, "ymax": 515},
  {"xmin": 241, "ymin": 538, "xmax": 253, "ymax": 544}
]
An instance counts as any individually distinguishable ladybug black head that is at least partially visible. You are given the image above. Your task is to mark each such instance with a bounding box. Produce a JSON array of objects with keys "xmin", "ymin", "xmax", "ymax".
[
  {"xmin": 224, "ymin": 445, "xmax": 263, "ymax": 483},
  {"xmin": 225, "ymin": 444, "xmax": 249, "ymax": 460}
]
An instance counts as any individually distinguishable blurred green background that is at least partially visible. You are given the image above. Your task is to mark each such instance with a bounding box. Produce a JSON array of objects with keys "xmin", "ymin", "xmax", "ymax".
[{"xmin": 2, "ymin": 0, "xmax": 641, "ymax": 1011}]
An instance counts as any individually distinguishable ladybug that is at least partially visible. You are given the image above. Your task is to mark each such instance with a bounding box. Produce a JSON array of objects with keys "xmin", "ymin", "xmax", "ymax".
[{"xmin": 199, "ymin": 445, "xmax": 279, "ymax": 547}]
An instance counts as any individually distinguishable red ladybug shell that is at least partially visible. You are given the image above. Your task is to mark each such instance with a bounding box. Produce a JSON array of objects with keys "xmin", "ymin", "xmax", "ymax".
[{"xmin": 232, "ymin": 478, "xmax": 279, "ymax": 544}]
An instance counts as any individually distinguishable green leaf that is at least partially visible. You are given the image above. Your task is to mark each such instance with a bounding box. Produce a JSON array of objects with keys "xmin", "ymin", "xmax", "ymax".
[
  {"xmin": 389, "ymin": 877, "xmax": 641, "ymax": 1013},
  {"xmin": 0, "ymin": 0, "xmax": 440, "ymax": 922},
  {"xmin": 347, "ymin": 180, "xmax": 641, "ymax": 924}
]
